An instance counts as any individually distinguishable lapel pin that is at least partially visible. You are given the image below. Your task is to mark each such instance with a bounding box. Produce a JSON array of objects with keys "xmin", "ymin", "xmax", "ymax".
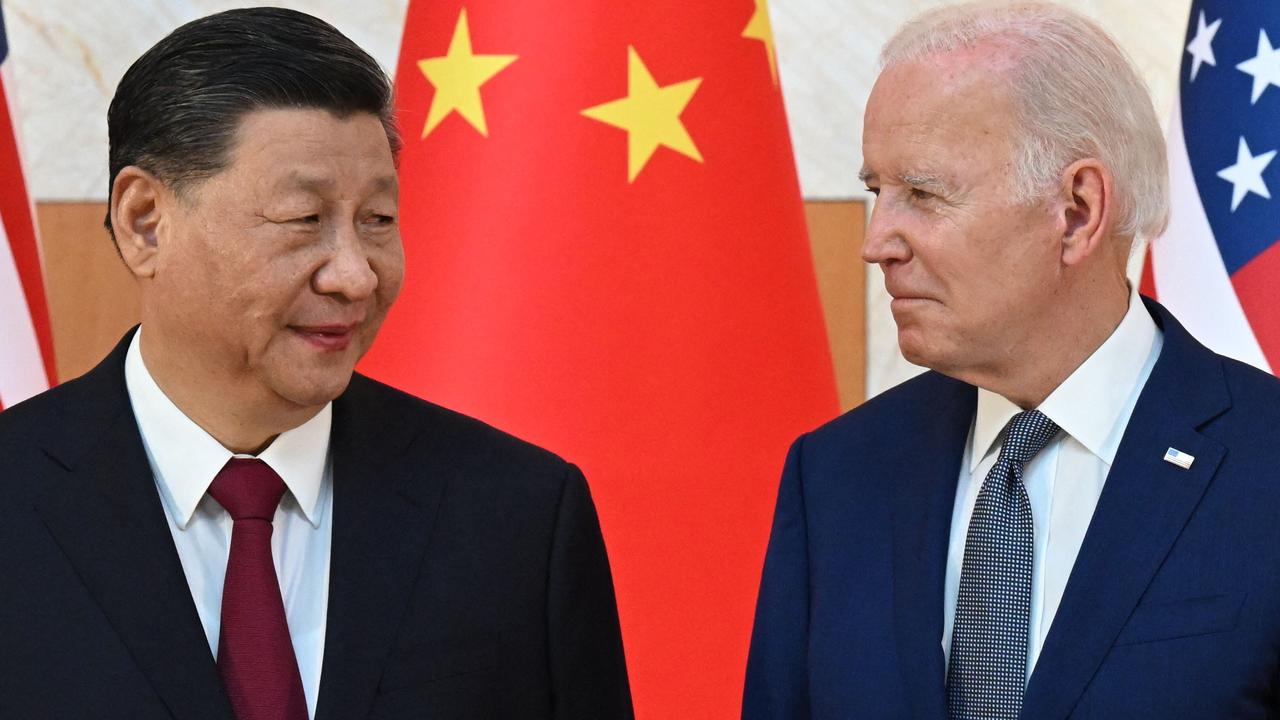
[{"xmin": 1163, "ymin": 447, "xmax": 1195, "ymax": 469}]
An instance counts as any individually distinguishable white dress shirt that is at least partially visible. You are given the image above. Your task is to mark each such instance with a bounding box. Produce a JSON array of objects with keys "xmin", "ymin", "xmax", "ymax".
[
  {"xmin": 124, "ymin": 330, "xmax": 332, "ymax": 718},
  {"xmin": 942, "ymin": 291, "xmax": 1163, "ymax": 678}
]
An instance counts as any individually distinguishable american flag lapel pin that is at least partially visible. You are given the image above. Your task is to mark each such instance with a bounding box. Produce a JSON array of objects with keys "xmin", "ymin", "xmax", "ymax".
[{"xmin": 1164, "ymin": 447, "xmax": 1195, "ymax": 470}]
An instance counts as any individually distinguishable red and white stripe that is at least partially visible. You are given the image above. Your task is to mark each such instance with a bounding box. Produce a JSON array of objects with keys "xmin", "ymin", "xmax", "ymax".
[{"xmin": 0, "ymin": 61, "xmax": 55, "ymax": 410}]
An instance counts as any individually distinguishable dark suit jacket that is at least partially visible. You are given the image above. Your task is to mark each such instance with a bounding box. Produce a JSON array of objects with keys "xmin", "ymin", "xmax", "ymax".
[
  {"xmin": 0, "ymin": 331, "xmax": 633, "ymax": 719},
  {"xmin": 743, "ymin": 298, "xmax": 1280, "ymax": 719}
]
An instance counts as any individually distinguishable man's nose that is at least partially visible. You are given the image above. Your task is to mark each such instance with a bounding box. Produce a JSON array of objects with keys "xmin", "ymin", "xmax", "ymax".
[
  {"xmin": 313, "ymin": 225, "xmax": 378, "ymax": 301},
  {"xmin": 861, "ymin": 201, "xmax": 911, "ymax": 266}
]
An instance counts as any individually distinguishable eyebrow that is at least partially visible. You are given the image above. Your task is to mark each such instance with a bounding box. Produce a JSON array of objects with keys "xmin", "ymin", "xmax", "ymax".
[
  {"xmin": 901, "ymin": 172, "xmax": 947, "ymax": 190},
  {"xmin": 282, "ymin": 173, "xmax": 398, "ymax": 194},
  {"xmin": 857, "ymin": 168, "xmax": 947, "ymax": 188}
]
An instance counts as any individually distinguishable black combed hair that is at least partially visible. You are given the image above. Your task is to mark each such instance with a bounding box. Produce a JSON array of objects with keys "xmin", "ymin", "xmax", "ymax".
[{"xmin": 105, "ymin": 7, "xmax": 399, "ymax": 239}]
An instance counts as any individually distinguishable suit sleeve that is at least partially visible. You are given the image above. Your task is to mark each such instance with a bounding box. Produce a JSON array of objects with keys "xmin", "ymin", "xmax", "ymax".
[
  {"xmin": 742, "ymin": 435, "xmax": 811, "ymax": 720},
  {"xmin": 546, "ymin": 464, "xmax": 635, "ymax": 719}
]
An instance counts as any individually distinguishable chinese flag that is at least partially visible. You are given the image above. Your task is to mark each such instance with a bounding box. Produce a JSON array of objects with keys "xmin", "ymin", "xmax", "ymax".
[{"xmin": 361, "ymin": 1, "xmax": 840, "ymax": 716}]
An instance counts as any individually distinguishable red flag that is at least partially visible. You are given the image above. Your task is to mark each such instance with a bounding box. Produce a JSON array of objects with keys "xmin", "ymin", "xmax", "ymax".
[
  {"xmin": 0, "ymin": 7, "xmax": 56, "ymax": 410},
  {"xmin": 362, "ymin": 1, "xmax": 839, "ymax": 715}
]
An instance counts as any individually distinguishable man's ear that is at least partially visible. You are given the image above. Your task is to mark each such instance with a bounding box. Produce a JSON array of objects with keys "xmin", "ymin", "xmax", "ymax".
[
  {"xmin": 110, "ymin": 166, "xmax": 167, "ymax": 279},
  {"xmin": 1058, "ymin": 158, "xmax": 1113, "ymax": 267}
]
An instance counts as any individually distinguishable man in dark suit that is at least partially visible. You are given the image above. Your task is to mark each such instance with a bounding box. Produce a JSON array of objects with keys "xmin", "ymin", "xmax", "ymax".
[
  {"xmin": 744, "ymin": 2, "xmax": 1280, "ymax": 719},
  {"xmin": 0, "ymin": 8, "xmax": 632, "ymax": 719}
]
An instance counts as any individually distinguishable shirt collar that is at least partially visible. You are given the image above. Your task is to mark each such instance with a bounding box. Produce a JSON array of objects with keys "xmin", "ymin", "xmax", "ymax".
[
  {"xmin": 124, "ymin": 329, "xmax": 332, "ymax": 529},
  {"xmin": 971, "ymin": 288, "xmax": 1161, "ymax": 471}
]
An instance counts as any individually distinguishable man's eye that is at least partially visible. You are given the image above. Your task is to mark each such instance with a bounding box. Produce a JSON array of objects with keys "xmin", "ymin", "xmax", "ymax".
[
  {"xmin": 864, "ymin": 185, "xmax": 881, "ymax": 196},
  {"xmin": 908, "ymin": 188, "xmax": 935, "ymax": 201},
  {"xmin": 295, "ymin": 214, "xmax": 321, "ymax": 224},
  {"xmin": 368, "ymin": 214, "xmax": 396, "ymax": 226}
]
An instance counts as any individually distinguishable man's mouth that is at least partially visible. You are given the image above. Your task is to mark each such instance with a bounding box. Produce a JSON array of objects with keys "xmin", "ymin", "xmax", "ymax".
[{"xmin": 291, "ymin": 324, "xmax": 357, "ymax": 351}]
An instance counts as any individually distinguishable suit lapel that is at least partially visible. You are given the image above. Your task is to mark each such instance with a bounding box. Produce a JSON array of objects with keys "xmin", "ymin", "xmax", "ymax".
[
  {"xmin": 34, "ymin": 332, "xmax": 234, "ymax": 720},
  {"xmin": 892, "ymin": 374, "xmax": 976, "ymax": 719},
  {"xmin": 314, "ymin": 376, "xmax": 447, "ymax": 720},
  {"xmin": 1021, "ymin": 299, "xmax": 1230, "ymax": 720}
]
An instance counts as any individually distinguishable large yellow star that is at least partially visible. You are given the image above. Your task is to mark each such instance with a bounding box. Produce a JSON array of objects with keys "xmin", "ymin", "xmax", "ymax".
[
  {"xmin": 581, "ymin": 47, "xmax": 703, "ymax": 183},
  {"xmin": 417, "ymin": 9, "xmax": 517, "ymax": 138},
  {"xmin": 742, "ymin": 0, "xmax": 779, "ymax": 85}
]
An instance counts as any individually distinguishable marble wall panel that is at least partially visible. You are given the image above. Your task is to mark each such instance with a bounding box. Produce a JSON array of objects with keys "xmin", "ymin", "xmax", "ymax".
[{"xmin": 4, "ymin": 0, "xmax": 408, "ymax": 200}]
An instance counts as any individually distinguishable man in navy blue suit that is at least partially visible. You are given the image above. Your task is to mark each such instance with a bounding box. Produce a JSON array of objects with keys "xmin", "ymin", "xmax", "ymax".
[{"xmin": 744, "ymin": 2, "xmax": 1280, "ymax": 719}]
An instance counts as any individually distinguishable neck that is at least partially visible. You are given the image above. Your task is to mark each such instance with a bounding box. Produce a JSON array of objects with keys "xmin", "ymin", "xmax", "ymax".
[
  {"xmin": 138, "ymin": 328, "xmax": 322, "ymax": 454},
  {"xmin": 961, "ymin": 272, "xmax": 1132, "ymax": 410}
]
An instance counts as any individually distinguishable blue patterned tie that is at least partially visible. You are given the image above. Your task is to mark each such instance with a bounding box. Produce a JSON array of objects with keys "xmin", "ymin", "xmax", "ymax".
[{"xmin": 947, "ymin": 409, "xmax": 1060, "ymax": 720}]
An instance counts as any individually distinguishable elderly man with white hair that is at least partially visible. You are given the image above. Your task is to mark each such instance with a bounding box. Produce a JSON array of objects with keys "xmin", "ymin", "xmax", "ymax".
[{"xmin": 744, "ymin": 2, "xmax": 1280, "ymax": 718}]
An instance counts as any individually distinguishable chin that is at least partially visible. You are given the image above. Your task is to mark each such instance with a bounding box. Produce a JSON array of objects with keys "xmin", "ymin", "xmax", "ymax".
[
  {"xmin": 272, "ymin": 371, "xmax": 355, "ymax": 408},
  {"xmin": 900, "ymin": 347, "xmax": 935, "ymax": 370},
  {"xmin": 896, "ymin": 328, "xmax": 927, "ymax": 364},
  {"xmin": 896, "ymin": 331, "xmax": 948, "ymax": 372}
]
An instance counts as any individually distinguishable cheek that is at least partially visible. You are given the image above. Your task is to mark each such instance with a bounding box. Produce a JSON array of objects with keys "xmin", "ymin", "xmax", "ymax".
[
  {"xmin": 161, "ymin": 251, "xmax": 233, "ymax": 313},
  {"xmin": 909, "ymin": 233, "xmax": 976, "ymax": 298},
  {"xmin": 231, "ymin": 264, "xmax": 322, "ymax": 337},
  {"xmin": 373, "ymin": 243, "xmax": 406, "ymax": 309}
]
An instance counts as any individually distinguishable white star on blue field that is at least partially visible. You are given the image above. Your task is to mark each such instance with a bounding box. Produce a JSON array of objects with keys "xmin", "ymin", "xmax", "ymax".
[{"xmin": 1182, "ymin": 1, "xmax": 1280, "ymax": 275}]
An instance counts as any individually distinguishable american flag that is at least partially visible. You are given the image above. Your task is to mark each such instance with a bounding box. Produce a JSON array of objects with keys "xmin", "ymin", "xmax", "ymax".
[
  {"xmin": 1144, "ymin": 2, "xmax": 1280, "ymax": 373},
  {"xmin": 0, "ymin": 2, "xmax": 55, "ymax": 410}
]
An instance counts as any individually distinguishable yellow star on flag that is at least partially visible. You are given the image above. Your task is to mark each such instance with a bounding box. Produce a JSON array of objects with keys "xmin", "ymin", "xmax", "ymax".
[
  {"xmin": 417, "ymin": 8, "xmax": 517, "ymax": 138},
  {"xmin": 742, "ymin": 0, "xmax": 779, "ymax": 85},
  {"xmin": 581, "ymin": 47, "xmax": 703, "ymax": 183}
]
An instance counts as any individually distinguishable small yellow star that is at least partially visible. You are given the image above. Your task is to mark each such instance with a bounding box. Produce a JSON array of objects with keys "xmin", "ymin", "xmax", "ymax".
[
  {"xmin": 581, "ymin": 47, "xmax": 703, "ymax": 183},
  {"xmin": 742, "ymin": 0, "xmax": 779, "ymax": 85},
  {"xmin": 417, "ymin": 8, "xmax": 518, "ymax": 138}
]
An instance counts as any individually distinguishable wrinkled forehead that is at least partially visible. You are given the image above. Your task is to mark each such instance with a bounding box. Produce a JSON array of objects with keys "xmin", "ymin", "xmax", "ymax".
[
  {"xmin": 204, "ymin": 108, "xmax": 400, "ymax": 202},
  {"xmin": 226, "ymin": 106, "xmax": 393, "ymax": 155},
  {"xmin": 862, "ymin": 48, "xmax": 1021, "ymax": 174},
  {"xmin": 869, "ymin": 42, "xmax": 1021, "ymax": 123}
]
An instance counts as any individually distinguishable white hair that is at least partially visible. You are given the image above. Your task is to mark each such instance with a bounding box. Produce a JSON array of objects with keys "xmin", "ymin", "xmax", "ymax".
[{"xmin": 880, "ymin": 1, "xmax": 1169, "ymax": 242}]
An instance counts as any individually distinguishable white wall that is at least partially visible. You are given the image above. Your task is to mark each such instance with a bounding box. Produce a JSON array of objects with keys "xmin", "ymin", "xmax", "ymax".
[{"xmin": 4, "ymin": 0, "xmax": 1192, "ymax": 398}]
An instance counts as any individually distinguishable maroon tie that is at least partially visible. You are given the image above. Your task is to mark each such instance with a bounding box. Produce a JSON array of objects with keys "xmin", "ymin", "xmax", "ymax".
[{"xmin": 209, "ymin": 458, "xmax": 308, "ymax": 720}]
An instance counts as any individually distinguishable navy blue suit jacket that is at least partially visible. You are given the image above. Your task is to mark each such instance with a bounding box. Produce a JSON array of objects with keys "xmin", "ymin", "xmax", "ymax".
[{"xmin": 744, "ymin": 299, "xmax": 1280, "ymax": 719}]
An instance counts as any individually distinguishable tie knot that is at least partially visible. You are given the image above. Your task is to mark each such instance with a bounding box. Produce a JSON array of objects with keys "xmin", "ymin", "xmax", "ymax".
[
  {"xmin": 209, "ymin": 458, "xmax": 287, "ymax": 521},
  {"xmin": 998, "ymin": 409, "xmax": 1061, "ymax": 469}
]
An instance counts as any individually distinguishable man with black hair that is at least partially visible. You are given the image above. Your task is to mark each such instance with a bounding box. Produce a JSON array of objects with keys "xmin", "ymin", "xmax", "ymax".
[{"xmin": 0, "ymin": 8, "xmax": 632, "ymax": 719}]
